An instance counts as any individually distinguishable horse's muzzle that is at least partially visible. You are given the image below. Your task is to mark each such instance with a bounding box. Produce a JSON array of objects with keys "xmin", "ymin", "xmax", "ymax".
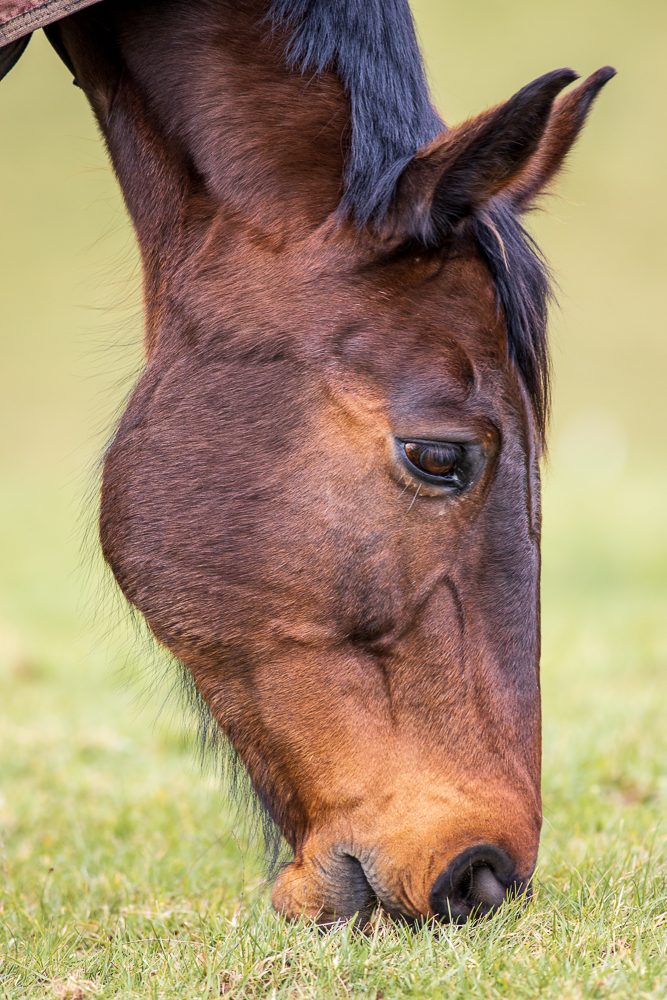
[{"xmin": 271, "ymin": 840, "xmax": 532, "ymax": 926}]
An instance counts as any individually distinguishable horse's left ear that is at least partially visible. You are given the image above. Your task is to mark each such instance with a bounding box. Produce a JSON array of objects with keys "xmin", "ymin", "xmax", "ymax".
[
  {"xmin": 386, "ymin": 66, "xmax": 615, "ymax": 245},
  {"xmin": 504, "ymin": 65, "xmax": 616, "ymax": 210}
]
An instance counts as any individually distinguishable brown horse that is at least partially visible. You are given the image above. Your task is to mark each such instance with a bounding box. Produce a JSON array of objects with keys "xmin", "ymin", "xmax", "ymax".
[{"xmin": 1, "ymin": 0, "xmax": 613, "ymax": 924}]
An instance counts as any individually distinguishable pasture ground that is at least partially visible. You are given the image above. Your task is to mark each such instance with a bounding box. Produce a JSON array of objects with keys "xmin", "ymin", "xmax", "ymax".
[
  {"xmin": 1, "ymin": 473, "xmax": 666, "ymax": 999},
  {"xmin": 2, "ymin": 7, "xmax": 667, "ymax": 998}
]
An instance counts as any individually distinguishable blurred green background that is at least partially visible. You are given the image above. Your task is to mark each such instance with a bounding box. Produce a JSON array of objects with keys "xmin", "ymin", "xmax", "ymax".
[{"xmin": 0, "ymin": 4, "xmax": 666, "ymax": 992}]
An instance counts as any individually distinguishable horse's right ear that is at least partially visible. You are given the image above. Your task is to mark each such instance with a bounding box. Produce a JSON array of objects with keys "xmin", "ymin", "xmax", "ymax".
[{"xmin": 386, "ymin": 66, "xmax": 615, "ymax": 245}]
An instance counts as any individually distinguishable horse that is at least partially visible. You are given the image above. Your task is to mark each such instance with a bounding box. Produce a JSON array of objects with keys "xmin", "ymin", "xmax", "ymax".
[{"xmin": 0, "ymin": 0, "xmax": 614, "ymax": 925}]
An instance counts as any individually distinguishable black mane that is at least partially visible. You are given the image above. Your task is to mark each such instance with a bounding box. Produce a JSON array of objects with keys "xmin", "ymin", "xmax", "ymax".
[
  {"xmin": 270, "ymin": 0, "xmax": 444, "ymax": 224},
  {"xmin": 271, "ymin": 0, "xmax": 553, "ymax": 436},
  {"xmin": 474, "ymin": 205, "xmax": 553, "ymax": 440}
]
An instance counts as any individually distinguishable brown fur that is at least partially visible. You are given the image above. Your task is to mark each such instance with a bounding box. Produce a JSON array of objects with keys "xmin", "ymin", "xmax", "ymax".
[{"xmin": 50, "ymin": 0, "xmax": 613, "ymax": 922}]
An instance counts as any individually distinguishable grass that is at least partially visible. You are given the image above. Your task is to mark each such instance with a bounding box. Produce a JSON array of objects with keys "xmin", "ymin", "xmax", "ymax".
[
  {"xmin": 1, "ymin": 709, "xmax": 666, "ymax": 1000},
  {"xmin": 1, "ymin": 7, "xmax": 667, "ymax": 999},
  {"xmin": 0, "ymin": 471, "xmax": 665, "ymax": 999}
]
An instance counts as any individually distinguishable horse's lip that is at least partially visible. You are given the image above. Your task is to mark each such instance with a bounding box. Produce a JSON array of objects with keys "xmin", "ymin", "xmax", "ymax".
[
  {"xmin": 339, "ymin": 847, "xmax": 424, "ymax": 922},
  {"xmin": 322, "ymin": 846, "xmax": 424, "ymax": 923}
]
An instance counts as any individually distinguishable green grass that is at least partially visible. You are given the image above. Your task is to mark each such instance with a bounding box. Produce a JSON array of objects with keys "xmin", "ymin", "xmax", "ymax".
[
  {"xmin": 1, "ymin": 472, "xmax": 665, "ymax": 999},
  {"xmin": 2, "ymin": 6, "xmax": 667, "ymax": 999}
]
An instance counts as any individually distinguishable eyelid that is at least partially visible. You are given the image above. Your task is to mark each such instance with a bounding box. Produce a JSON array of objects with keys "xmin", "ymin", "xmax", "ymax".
[
  {"xmin": 405, "ymin": 441, "xmax": 460, "ymax": 460},
  {"xmin": 390, "ymin": 417, "xmax": 499, "ymax": 449}
]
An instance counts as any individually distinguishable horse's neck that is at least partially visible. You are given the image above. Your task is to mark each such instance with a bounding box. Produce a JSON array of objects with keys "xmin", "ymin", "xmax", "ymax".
[
  {"xmin": 98, "ymin": 0, "xmax": 349, "ymax": 246},
  {"xmin": 56, "ymin": 0, "xmax": 351, "ymax": 354}
]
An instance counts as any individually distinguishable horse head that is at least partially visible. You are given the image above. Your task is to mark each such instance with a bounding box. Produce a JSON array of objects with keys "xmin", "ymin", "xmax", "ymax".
[{"xmin": 43, "ymin": 0, "xmax": 614, "ymax": 923}]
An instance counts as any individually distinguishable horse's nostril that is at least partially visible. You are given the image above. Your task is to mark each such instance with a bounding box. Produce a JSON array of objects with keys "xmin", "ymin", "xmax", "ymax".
[
  {"xmin": 429, "ymin": 844, "xmax": 522, "ymax": 923},
  {"xmin": 469, "ymin": 864, "xmax": 506, "ymax": 909}
]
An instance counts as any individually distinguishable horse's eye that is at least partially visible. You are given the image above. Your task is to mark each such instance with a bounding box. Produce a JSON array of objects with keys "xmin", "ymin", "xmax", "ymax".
[{"xmin": 403, "ymin": 441, "xmax": 463, "ymax": 483}]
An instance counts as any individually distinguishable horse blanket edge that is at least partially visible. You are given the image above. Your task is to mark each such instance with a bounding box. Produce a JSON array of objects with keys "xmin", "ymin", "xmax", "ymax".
[{"xmin": 0, "ymin": 0, "xmax": 100, "ymax": 78}]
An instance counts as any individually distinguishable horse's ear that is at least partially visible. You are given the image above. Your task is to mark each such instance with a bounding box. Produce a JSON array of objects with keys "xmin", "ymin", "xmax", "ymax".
[
  {"xmin": 504, "ymin": 66, "xmax": 616, "ymax": 210},
  {"xmin": 387, "ymin": 67, "xmax": 615, "ymax": 245}
]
